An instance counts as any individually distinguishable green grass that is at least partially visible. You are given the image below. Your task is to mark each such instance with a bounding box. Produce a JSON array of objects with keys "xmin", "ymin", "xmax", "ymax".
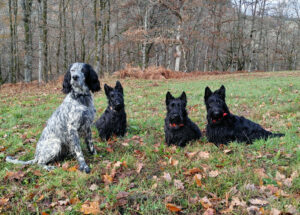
[{"xmin": 0, "ymin": 71, "xmax": 299, "ymax": 214}]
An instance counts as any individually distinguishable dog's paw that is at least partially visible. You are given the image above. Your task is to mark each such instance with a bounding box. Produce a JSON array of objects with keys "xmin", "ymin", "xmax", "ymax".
[{"xmin": 79, "ymin": 164, "xmax": 91, "ymax": 174}]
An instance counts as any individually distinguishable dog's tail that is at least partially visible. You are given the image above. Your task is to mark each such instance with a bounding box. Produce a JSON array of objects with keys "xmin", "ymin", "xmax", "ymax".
[
  {"xmin": 6, "ymin": 156, "xmax": 37, "ymax": 165},
  {"xmin": 270, "ymin": 133, "xmax": 285, "ymax": 138}
]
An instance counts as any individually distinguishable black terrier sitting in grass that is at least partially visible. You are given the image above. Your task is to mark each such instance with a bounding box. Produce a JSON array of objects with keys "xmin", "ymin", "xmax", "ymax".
[
  {"xmin": 204, "ymin": 85, "xmax": 284, "ymax": 145},
  {"xmin": 164, "ymin": 91, "xmax": 202, "ymax": 147},
  {"xmin": 95, "ymin": 81, "xmax": 126, "ymax": 140}
]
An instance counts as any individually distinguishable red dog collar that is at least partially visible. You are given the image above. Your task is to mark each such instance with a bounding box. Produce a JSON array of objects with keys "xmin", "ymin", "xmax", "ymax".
[{"xmin": 169, "ymin": 123, "xmax": 184, "ymax": 128}]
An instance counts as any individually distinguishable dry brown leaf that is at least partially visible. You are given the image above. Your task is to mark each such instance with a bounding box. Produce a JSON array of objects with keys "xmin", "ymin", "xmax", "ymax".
[
  {"xmin": 162, "ymin": 172, "xmax": 172, "ymax": 182},
  {"xmin": 58, "ymin": 199, "xmax": 69, "ymax": 206},
  {"xmin": 102, "ymin": 174, "xmax": 113, "ymax": 184},
  {"xmin": 275, "ymin": 171, "xmax": 286, "ymax": 181},
  {"xmin": 183, "ymin": 167, "xmax": 202, "ymax": 176},
  {"xmin": 194, "ymin": 174, "xmax": 202, "ymax": 187},
  {"xmin": 247, "ymin": 206, "xmax": 260, "ymax": 215},
  {"xmin": 5, "ymin": 171, "xmax": 25, "ymax": 180},
  {"xmin": 70, "ymin": 197, "xmax": 80, "ymax": 205},
  {"xmin": 209, "ymin": 170, "xmax": 219, "ymax": 178},
  {"xmin": 122, "ymin": 161, "xmax": 128, "ymax": 168},
  {"xmin": 68, "ymin": 166, "xmax": 78, "ymax": 172},
  {"xmin": 41, "ymin": 212, "xmax": 49, "ymax": 215},
  {"xmin": 152, "ymin": 183, "xmax": 158, "ymax": 189},
  {"xmin": 174, "ymin": 179, "xmax": 184, "ymax": 190},
  {"xmin": 136, "ymin": 162, "xmax": 143, "ymax": 174},
  {"xmin": 116, "ymin": 191, "xmax": 129, "ymax": 199},
  {"xmin": 80, "ymin": 201, "xmax": 100, "ymax": 215},
  {"xmin": 249, "ymin": 198, "xmax": 268, "ymax": 206},
  {"xmin": 89, "ymin": 184, "xmax": 99, "ymax": 191},
  {"xmin": 166, "ymin": 203, "xmax": 182, "ymax": 212},
  {"xmin": 36, "ymin": 195, "xmax": 44, "ymax": 202},
  {"xmin": 198, "ymin": 151, "xmax": 210, "ymax": 159},
  {"xmin": 254, "ymin": 168, "xmax": 268, "ymax": 178},
  {"xmin": 0, "ymin": 198, "xmax": 9, "ymax": 206},
  {"xmin": 223, "ymin": 149, "xmax": 233, "ymax": 154},
  {"xmin": 169, "ymin": 157, "xmax": 179, "ymax": 166},
  {"xmin": 200, "ymin": 196, "xmax": 212, "ymax": 209},
  {"xmin": 270, "ymin": 208, "xmax": 281, "ymax": 215},
  {"xmin": 203, "ymin": 208, "xmax": 215, "ymax": 215},
  {"xmin": 62, "ymin": 162, "xmax": 69, "ymax": 170},
  {"xmin": 185, "ymin": 151, "xmax": 198, "ymax": 158}
]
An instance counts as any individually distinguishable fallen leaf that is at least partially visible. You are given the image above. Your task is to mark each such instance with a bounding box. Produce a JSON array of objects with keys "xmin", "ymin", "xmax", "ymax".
[
  {"xmin": 0, "ymin": 198, "xmax": 9, "ymax": 206},
  {"xmin": 136, "ymin": 162, "xmax": 143, "ymax": 174},
  {"xmin": 249, "ymin": 198, "xmax": 268, "ymax": 206},
  {"xmin": 89, "ymin": 184, "xmax": 99, "ymax": 191},
  {"xmin": 122, "ymin": 161, "xmax": 128, "ymax": 168},
  {"xmin": 166, "ymin": 203, "xmax": 182, "ymax": 212},
  {"xmin": 162, "ymin": 172, "xmax": 172, "ymax": 182},
  {"xmin": 198, "ymin": 151, "xmax": 210, "ymax": 159},
  {"xmin": 152, "ymin": 183, "xmax": 158, "ymax": 189},
  {"xmin": 41, "ymin": 212, "xmax": 49, "ymax": 215},
  {"xmin": 203, "ymin": 208, "xmax": 215, "ymax": 215},
  {"xmin": 102, "ymin": 174, "xmax": 113, "ymax": 184},
  {"xmin": 275, "ymin": 171, "xmax": 286, "ymax": 181},
  {"xmin": 5, "ymin": 171, "xmax": 25, "ymax": 180},
  {"xmin": 174, "ymin": 179, "xmax": 184, "ymax": 190},
  {"xmin": 270, "ymin": 208, "xmax": 281, "ymax": 215},
  {"xmin": 116, "ymin": 191, "xmax": 129, "ymax": 199},
  {"xmin": 185, "ymin": 151, "xmax": 198, "ymax": 158},
  {"xmin": 80, "ymin": 201, "xmax": 100, "ymax": 215},
  {"xmin": 33, "ymin": 170, "xmax": 42, "ymax": 176},
  {"xmin": 247, "ymin": 206, "xmax": 260, "ymax": 215},
  {"xmin": 200, "ymin": 196, "xmax": 212, "ymax": 209},
  {"xmin": 70, "ymin": 197, "xmax": 80, "ymax": 205},
  {"xmin": 62, "ymin": 162, "xmax": 69, "ymax": 170},
  {"xmin": 58, "ymin": 199, "xmax": 69, "ymax": 206},
  {"xmin": 286, "ymin": 205, "xmax": 297, "ymax": 214},
  {"xmin": 183, "ymin": 168, "xmax": 202, "ymax": 176},
  {"xmin": 36, "ymin": 195, "xmax": 44, "ymax": 202},
  {"xmin": 169, "ymin": 157, "xmax": 179, "ymax": 166},
  {"xmin": 209, "ymin": 170, "xmax": 219, "ymax": 178},
  {"xmin": 254, "ymin": 168, "xmax": 268, "ymax": 178},
  {"xmin": 68, "ymin": 166, "xmax": 78, "ymax": 172},
  {"xmin": 194, "ymin": 174, "xmax": 202, "ymax": 187},
  {"xmin": 223, "ymin": 149, "xmax": 233, "ymax": 154}
]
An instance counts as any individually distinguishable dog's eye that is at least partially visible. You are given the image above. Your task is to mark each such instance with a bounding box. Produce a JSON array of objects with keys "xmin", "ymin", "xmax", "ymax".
[
  {"xmin": 171, "ymin": 103, "xmax": 175, "ymax": 107},
  {"xmin": 111, "ymin": 94, "xmax": 114, "ymax": 98}
]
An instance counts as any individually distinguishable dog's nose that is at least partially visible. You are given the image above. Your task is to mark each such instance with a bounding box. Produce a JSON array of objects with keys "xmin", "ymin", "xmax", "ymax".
[
  {"xmin": 212, "ymin": 111, "xmax": 221, "ymax": 118},
  {"xmin": 72, "ymin": 75, "xmax": 79, "ymax": 81}
]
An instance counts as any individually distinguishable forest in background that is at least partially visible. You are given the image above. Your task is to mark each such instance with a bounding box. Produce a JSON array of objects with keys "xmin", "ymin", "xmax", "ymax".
[{"xmin": 0, "ymin": 0, "xmax": 300, "ymax": 84}]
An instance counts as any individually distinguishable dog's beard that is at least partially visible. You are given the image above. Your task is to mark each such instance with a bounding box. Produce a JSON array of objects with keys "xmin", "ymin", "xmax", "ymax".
[{"xmin": 71, "ymin": 81, "xmax": 89, "ymax": 94}]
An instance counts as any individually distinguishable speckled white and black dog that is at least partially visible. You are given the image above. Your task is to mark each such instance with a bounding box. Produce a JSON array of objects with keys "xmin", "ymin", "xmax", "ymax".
[{"xmin": 6, "ymin": 63, "xmax": 101, "ymax": 173}]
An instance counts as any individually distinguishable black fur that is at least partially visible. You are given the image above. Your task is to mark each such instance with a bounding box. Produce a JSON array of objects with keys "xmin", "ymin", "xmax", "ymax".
[
  {"xmin": 62, "ymin": 63, "xmax": 101, "ymax": 94},
  {"xmin": 95, "ymin": 81, "xmax": 127, "ymax": 140},
  {"xmin": 204, "ymin": 85, "xmax": 284, "ymax": 145},
  {"xmin": 164, "ymin": 91, "xmax": 202, "ymax": 147}
]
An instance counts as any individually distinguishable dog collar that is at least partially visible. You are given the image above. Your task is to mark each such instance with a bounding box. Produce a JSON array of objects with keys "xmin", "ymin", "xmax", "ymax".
[
  {"xmin": 212, "ymin": 112, "xmax": 228, "ymax": 123},
  {"xmin": 169, "ymin": 123, "xmax": 184, "ymax": 128}
]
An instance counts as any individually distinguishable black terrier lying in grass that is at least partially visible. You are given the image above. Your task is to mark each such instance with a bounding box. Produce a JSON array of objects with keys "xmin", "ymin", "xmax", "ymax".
[
  {"xmin": 205, "ymin": 85, "xmax": 284, "ymax": 145},
  {"xmin": 95, "ymin": 81, "xmax": 126, "ymax": 140},
  {"xmin": 164, "ymin": 91, "xmax": 202, "ymax": 147}
]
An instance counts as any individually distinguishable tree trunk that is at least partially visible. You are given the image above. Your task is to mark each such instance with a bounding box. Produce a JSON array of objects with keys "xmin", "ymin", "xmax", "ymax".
[
  {"xmin": 248, "ymin": 0, "xmax": 258, "ymax": 72},
  {"xmin": 8, "ymin": 0, "xmax": 15, "ymax": 83},
  {"xmin": 42, "ymin": 0, "xmax": 48, "ymax": 82},
  {"xmin": 56, "ymin": 0, "xmax": 63, "ymax": 74},
  {"xmin": 21, "ymin": 0, "xmax": 33, "ymax": 82},
  {"xmin": 71, "ymin": 2, "xmax": 77, "ymax": 62},
  {"xmin": 174, "ymin": 24, "xmax": 181, "ymax": 71},
  {"xmin": 38, "ymin": 0, "xmax": 43, "ymax": 83},
  {"xmin": 63, "ymin": 0, "xmax": 68, "ymax": 70}
]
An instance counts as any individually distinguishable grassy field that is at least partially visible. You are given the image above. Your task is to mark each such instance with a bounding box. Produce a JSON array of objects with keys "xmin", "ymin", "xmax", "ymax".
[{"xmin": 0, "ymin": 71, "xmax": 299, "ymax": 214}]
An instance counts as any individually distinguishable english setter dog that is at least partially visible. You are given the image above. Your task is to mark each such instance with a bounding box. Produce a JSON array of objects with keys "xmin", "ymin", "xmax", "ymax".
[{"xmin": 6, "ymin": 63, "xmax": 101, "ymax": 173}]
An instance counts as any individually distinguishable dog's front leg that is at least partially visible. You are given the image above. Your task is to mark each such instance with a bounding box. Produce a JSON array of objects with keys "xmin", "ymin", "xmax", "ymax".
[
  {"xmin": 69, "ymin": 128, "xmax": 90, "ymax": 173},
  {"xmin": 85, "ymin": 127, "xmax": 96, "ymax": 155}
]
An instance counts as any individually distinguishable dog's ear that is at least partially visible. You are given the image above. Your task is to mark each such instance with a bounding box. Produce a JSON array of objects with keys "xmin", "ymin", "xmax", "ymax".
[
  {"xmin": 216, "ymin": 85, "xmax": 226, "ymax": 100},
  {"xmin": 204, "ymin": 86, "xmax": 212, "ymax": 101},
  {"xmin": 62, "ymin": 64, "xmax": 72, "ymax": 94},
  {"xmin": 115, "ymin": 80, "xmax": 123, "ymax": 95},
  {"xmin": 85, "ymin": 64, "xmax": 101, "ymax": 93},
  {"xmin": 166, "ymin": 91, "xmax": 174, "ymax": 106},
  {"xmin": 180, "ymin": 91, "xmax": 187, "ymax": 105},
  {"xmin": 104, "ymin": 84, "xmax": 113, "ymax": 97}
]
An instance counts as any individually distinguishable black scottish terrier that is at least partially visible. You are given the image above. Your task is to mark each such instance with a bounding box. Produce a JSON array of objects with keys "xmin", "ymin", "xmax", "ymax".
[
  {"xmin": 205, "ymin": 85, "xmax": 284, "ymax": 145},
  {"xmin": 164, "ymin": 91, "xmax": 202, "ymax": 147},
  {"xmin": 95, "ymin": 81, "xmax": 126, "ymax": 140}
]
